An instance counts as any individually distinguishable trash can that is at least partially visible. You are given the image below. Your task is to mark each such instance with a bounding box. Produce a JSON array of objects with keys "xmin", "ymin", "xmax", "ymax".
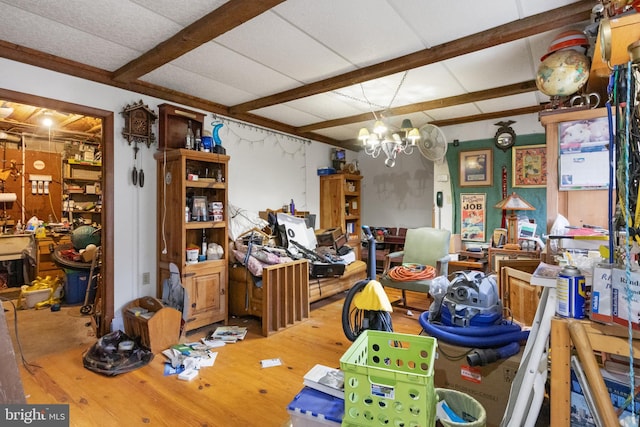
[
  {"xmin": 436, "ymin": 388, "xmax": 486, "ymax": 427},
  {"xmin": 63, "ymin": 268, "xmax": 90, "ymax": 304}
]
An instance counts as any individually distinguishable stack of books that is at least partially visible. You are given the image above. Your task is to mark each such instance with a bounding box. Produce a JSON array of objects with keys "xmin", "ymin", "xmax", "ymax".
[{"xmin": 302, "ymin": 364, "xmax": 345, "ymax": 399}]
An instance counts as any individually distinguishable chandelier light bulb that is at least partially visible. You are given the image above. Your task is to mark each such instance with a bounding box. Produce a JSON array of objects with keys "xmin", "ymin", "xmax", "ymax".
[{"xmin": 373, "ymin": 120, "xmax": 387, "ymax": 135}]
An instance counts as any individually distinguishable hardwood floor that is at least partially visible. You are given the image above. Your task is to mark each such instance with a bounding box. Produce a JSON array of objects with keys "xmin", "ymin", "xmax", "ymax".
[{"xmin": 14, "ymin": 289, "xmax": 429, "ymax": 427}]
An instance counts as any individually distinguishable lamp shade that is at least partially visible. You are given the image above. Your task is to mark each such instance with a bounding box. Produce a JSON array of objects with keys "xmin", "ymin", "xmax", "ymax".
[
  {"xmin": 494, "ymin": 192, "xmax": 535, "ymax": 211},
  {"xmin": 400, "ymin": 119, "xmax": 413, "ymax": 130},
  {"xmin": 358, "ymin": 128, "xmax": 370, "ymax": 141}
]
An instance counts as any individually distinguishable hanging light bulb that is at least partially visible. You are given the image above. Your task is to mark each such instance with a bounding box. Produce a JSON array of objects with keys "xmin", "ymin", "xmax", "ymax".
[{"xmin": 41, "ymin": 111, "xmax": 54, "ymax": 128}]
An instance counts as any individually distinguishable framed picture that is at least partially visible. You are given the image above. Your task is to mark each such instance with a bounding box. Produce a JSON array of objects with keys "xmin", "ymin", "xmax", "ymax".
[
  {"xmin": 460, "ymin": 193, "xmax": 486, "ymax": 242},
  {"xmin": 512, "ymin": 144, "xmax": 547, "ymax": 188},
  {"xmin": 459, "ymin": 149, "xmax": 492, "ymax": 187},
  {"xmin": 558, "ymin": 116, "xmax": 612, "ymax": 190},
  {"xmin": 190, "ymin": 195, "xmax": 208, "ymax": 221}
]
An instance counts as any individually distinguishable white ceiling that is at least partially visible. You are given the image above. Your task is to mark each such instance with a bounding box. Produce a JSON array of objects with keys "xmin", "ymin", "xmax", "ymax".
[{"xmin": 0, "ymin": 0, "xmax": 597, "ymax": 147}]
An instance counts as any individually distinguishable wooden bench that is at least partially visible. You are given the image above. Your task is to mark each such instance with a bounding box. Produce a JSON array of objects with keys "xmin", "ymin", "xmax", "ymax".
[{"xmin": 228, "ymin": 259, "xmax": 367, "ymax": 336}]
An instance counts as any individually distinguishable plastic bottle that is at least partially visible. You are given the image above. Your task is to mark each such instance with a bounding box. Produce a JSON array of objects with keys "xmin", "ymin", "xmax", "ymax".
[
  {"xmin": 185, "ymin": 120, "xmax": 194, "ymax": 150},
  {"xmin": 185, "ymin": 206, "xmax": 190, "ymax": 223},
  {"xmin": 289, "ymin": 199, "xmax": 295, "ymax": 215},
  {"xmin": 195, "ymin": 128, "xmax": 202, "ymax": 151},
  {"xmin": 201, "ymin": 229, "xmax": 207, "ymax": 258}
]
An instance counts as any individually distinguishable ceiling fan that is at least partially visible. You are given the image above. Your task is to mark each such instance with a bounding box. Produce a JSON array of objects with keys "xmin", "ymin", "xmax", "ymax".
[{"xmin": 417, "ymin": 124, "xmax": 448, "ymax": 163}]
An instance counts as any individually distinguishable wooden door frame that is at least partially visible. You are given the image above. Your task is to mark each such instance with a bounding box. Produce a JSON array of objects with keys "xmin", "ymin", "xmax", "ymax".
[{"xmin": 0, "ymin": 88, "xmax": 114, "ymax": 336}]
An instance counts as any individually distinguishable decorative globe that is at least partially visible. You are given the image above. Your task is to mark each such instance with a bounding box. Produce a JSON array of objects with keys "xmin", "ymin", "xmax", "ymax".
[
  {"xmin": 536, "ymin": 50, "xmax": 590, "ymax": 97},
  {"xmin": 71, "ymin": 225, "xmax": 101, "ymax": 250}
]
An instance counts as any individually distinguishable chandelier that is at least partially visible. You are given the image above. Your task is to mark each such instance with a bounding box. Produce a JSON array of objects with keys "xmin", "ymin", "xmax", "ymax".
[{"xmin": 358, "ymin": 118, "xmax": 420, "ymax": 167}]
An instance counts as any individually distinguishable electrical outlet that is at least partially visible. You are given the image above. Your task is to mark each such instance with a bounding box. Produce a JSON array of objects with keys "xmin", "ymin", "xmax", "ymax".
[{"xmin": 142, "ymin": 272, "xmax": 150, "ymax": 285}]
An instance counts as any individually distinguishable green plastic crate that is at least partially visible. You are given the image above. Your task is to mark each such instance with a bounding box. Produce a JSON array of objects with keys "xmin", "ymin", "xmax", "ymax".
[{"xmin": 340, "ymin": 330, "xmax": 437, "ymax": 427}]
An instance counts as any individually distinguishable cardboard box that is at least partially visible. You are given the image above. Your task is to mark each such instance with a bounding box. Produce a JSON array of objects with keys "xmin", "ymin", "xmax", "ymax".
[
  {"xmin": 433, "ymin": 340, "xmax": 522, "ymax": 427},
  {"xmin": 612, "ymin": 266, "xmax": 640, "ymax": 330},
  {"xmin": 590, "ymin": 263, "xmax": 613, "ymax": 324},
  {"xmin": 316, "ymin": 227, "xmax": 343, "ymax": 246}
]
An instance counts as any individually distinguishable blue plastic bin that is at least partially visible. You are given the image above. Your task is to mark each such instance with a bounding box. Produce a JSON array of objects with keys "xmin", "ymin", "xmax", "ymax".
[
  {"xmin": 287, "ymin": 386, "xmax": 343, "ymax": 426},
  {"xmin": 64, "ymin": 269, "xmax": 91, "ymax": 304}
]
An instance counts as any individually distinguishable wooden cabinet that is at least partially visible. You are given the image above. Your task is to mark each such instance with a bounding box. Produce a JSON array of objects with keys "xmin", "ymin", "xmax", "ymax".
[
  {"xmin": 488, "ymin": 247, "xmax": 540, "ymax": 272},
  {"xmin": 540, "ymin": 108, "xmax": 612, "ymax": 233},
  {"xmin": 496, "ymin": 259, "xmax": 542, "ymax": 326},
  {"xmin": 154, "ymin": 104, "xmax": 229, "ymax": 333},
  {"xmin": 319, "ymin": 174, "xmax": 362, "ymax": 258},
  {"xmin": 35, "ymin": 234, "xmax": 71, "ymax": 279},
  {"xmin": 62, "ymin": 159, "xmax": 102, "ymax": 227}
]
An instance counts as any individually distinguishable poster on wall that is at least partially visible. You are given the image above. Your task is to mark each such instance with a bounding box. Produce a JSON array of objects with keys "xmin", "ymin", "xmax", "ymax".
[
  {"xmin": 558, "ymin": 116, "xmax": 611, "ymax": 190},
  {"xmin": 460, "ymin": 193, "xmax": 486, "ymax": 242}
]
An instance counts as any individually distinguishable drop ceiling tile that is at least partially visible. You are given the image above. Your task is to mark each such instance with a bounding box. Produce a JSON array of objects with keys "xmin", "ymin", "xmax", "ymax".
[
  {"xmin": 142, "ymin": 64, "xmax": 254, "ymax": 106},
  {"xmin": 425, "ymin": 104, "xmax": 482, "ymax": 121},
  {"xmin": 131, "ymin": 0, "xmax": 229, "ymax": 25},
  {"xmin": 518, "ymin": 0, "xmax": 586, "ymax": 17},
  {"xmin": 0, "ymin": 3, "xmax": 139, "ymax": 70},
  {"xmin": 390, "ymin": 0, "xmax": 520, "ymax": 47},
  {"xmin": 314, "ymin": 123, "xmax": 365, "ymax": 142},
  {"xmin": 252, "ymin": 104, "xmax": 326, "ymax": 128},
  {"xmin": 444, "ymin": 40, "xmax": 534, "ymax": 92},
  {"xmin": 4, "ymin": 0, "xmax": 180, "ymax": 52},
  {"xmin": 216, "ymin": 10, "xmax": 355, "ymax": 83},
  {"xmin": 170, "ymin": 42, "xmax": 299, "ymax": 97},
  {"xmin": 399, "ymin": 65, "xmax": 467, "ymax": 103},
  {"xmin": 275, "ymin": 0, "xmax": 425, "ymax": 67},
  {"xmin": 284, "ymin": 93, "xmax": 371, "ymax": 121},
  {"xmin": 475, "ymin": 92, "xmax": 540, "ymax": 112}
]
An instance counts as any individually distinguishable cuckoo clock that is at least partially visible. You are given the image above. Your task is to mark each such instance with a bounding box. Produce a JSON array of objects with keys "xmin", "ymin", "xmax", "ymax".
[{"xmin": 121, "ymin": 100, "xmax": 157, "ymax": 148}]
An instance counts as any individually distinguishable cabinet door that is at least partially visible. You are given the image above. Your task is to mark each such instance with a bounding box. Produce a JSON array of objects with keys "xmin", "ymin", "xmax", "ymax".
[
  {"xmin": 500, "ymin": 267, "xmax": 541, "ymax": 325},
  {"xmin": 182, "ymin": 265, "xmax": 226, "ymax": 331}
]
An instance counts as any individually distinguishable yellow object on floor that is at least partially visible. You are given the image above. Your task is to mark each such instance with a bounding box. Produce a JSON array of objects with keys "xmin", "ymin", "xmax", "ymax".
[{"xmin": 352, "ymin": 280, "xmax": 393, "ymax": 312}]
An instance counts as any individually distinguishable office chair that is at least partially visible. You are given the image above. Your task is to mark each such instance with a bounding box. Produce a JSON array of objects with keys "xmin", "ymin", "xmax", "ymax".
[{"xmin": 379, "ymin": 227, "xmax": 451, "ymax": 311}]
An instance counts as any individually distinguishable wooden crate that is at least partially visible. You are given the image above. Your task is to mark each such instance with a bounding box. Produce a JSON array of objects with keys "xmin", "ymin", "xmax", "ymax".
[{"xmin": 123, "ymin": 296, "xmax": 181, "ymax": 354}]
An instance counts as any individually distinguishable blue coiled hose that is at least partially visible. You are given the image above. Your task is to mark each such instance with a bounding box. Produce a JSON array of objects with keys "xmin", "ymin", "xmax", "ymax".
[{"xmin": 420, "ymin": 311, "xmax": 529, "ymax": 348}]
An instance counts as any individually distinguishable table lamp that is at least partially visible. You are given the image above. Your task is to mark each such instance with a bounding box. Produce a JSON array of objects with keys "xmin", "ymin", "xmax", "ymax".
[{"xmin": 494, "ymin": 192, "xmax": 536, "ymax": 245}]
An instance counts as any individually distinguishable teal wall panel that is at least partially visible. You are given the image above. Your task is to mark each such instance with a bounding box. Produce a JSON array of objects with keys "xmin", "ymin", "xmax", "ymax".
[{"xmin": 446, "ymin": 133, "xmax": 547, "ymax": 244}]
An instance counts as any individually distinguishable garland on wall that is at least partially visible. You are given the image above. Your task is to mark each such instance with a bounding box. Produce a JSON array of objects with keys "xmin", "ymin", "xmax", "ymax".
[
  {"xmin": 211, "ymin": 114, "xmax": 309, "ymax": 210},
  {"xmin": 211, "ymin": 114, "xmax": 310, "ymax": 158}
]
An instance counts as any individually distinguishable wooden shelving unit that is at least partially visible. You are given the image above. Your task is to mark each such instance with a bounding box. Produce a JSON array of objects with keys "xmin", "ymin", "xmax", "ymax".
[
  {"xmin": 319, "ymin": 173, "xmax": 362, "ymax": 259},
  {"xmin": 62, "ymin": 159, "xmax": 102, "ymax": 226},
  {"xmin": 154, "ymin": 104, "xmax": 229, "ymax": 333}
]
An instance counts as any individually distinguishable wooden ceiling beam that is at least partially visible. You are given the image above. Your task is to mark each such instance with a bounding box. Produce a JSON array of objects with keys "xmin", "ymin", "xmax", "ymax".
[
  {"xmin": 230, "ymin": 0, "xmax": 593, "ymax": 114},
  {"xmin": 297, "ymin": 80, "xmax": 538, "ymax": 132},
  {"xmin": 112, "ymin": 0, "xmax": 285, "ymax": 83},
  {"xmin": 339, "ymin": 104, "xmax": 547, "ymax": 150},
  {"xmin": 429, "ymin": 105, "xmax": 546, "ymax": 127}
]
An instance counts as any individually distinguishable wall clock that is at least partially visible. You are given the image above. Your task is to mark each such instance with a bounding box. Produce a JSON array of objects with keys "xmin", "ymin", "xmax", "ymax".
[
  {"xmin": 121, "ymin": 100, "xmax": 157, "ymax": 148},
  {"xmin": 494, "ymin": 120, "xmax": 516, "ymax": 151}
]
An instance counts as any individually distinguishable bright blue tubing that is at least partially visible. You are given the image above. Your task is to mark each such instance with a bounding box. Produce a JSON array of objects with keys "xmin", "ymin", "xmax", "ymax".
[{"xmin": 419, "ymin": 311, "xmax": 530, "ymax": 348}]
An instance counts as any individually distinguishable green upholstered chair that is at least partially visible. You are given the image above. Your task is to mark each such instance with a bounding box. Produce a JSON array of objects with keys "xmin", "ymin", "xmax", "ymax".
[{"xmin": 379, "ymin": 227, "xmax": 451, "ymax": 311}]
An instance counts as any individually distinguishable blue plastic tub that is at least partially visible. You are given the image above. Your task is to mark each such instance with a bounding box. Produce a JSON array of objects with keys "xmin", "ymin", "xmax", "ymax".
[
  {"xmin": 64, "ymin": 269, "xmax": 91, "ymax": 304},
  {"xmin": 287, "ymin": 386, "xmax": 343, "ymax": 426}
]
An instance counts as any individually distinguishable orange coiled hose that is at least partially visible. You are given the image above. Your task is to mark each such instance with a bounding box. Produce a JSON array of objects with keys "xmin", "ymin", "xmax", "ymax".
[{"xmin": 387, "ymin": 264, "xmax": 436, "ymax": 281}]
